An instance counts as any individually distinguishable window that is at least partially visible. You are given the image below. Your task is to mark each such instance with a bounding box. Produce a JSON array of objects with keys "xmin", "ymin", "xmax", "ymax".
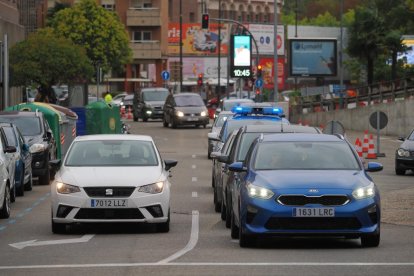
[
  {"xmin": 133, "ymin": 31, "xmax": 152, "ymax": 41},
  {"xmin": 131, "ymin": 0, "xmax": 152, "ymax": 8},
  {"xmin": 102, "ymin": 4, "xmax": 115, "ymax": 11},
  {"xmin": 189, "ymin": 12, "xmax": 195, "ymax": 23}
]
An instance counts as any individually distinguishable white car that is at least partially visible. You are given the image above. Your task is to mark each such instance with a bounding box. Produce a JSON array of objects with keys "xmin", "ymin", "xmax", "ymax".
[{"xmin": 50, "ymin": 134, "xmax": 177, "ymax": 233}]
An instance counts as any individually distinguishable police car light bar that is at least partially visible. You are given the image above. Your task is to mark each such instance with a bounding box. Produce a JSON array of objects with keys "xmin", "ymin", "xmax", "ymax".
[{"xmin": 231, "ymin": 105, "xmax": 283, "ymax": 116}]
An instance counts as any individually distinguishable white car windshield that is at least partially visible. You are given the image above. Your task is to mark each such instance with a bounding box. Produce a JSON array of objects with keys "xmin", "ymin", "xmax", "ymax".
[
  {"xmin": 65, "ymin": 140, "xmax": 159, "ymax": 167},
  {"xmin": 0, "ymin": 117, "xmax": 42, "ymax": 136},
  {"xmin": 175, "ymin": 95, "xmax": 205, "ymax": 107},
  {"xmin": 142, "ymin": 90, "xmax": 169, "ymax": 101}
]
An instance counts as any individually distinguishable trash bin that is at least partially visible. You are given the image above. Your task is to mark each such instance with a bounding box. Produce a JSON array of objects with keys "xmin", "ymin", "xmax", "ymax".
[
  {"xmin": 86, "ymin": 101, "xmax": 122, "ymax": 134},
  {"xmin": 70, "ymin": 107, "xmax": 87, "ymax": 136}
]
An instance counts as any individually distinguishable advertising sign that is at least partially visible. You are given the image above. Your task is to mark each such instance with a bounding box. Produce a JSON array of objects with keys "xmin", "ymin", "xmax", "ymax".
[
  {"xmin": 230, "ymin": 35, "xmax": 252, "ymax": 78},
  {"xmin": 289, "ymin": 39, "xmax": 337, "ymax": 77},
  {"xmin": 259, "ymin": 57, "xmax": 285, "ymax": 90},
  {"xmin": 169, "ymin": 57, "xmax": 228, "ymax": 79},
  {"xmin": 247, "ymin": 24, "xmax": 285, "ymax": 55},
  {"xmin": 168, "ymin": 23, "xmax": 230, "ymax": 56},
  {"xmin": 398, "ymin": 39, "xmax": 414, "ymax": 65}
]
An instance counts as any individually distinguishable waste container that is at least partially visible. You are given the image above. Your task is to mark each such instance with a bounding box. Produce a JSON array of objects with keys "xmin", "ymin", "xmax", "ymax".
[
  {"xmin": 70, "ymin": 107, "xmax": 87, "ymax": 136},
  {"xmin": 86, "ymin": 101, "xmax": 122, "ymax": 134},
  {"xmin": 5, "ymin": 103, "xmax": 62, "ymax": 159}
]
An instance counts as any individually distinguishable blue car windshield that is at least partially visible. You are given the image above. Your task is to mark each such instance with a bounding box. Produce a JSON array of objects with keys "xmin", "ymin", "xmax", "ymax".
[{"xmin": 254, "ymin": 141, "xmax": 360, "ymax": 170}]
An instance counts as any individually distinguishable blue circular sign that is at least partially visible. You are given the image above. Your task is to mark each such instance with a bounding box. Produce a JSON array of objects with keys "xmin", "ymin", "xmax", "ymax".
[
  {"xmin": 161, "ymin": 70, "xmax": 170, "ymax": 81},
  {"xmin": 255, "ymin": 78, "xmax": 263, "ymax": 88}
]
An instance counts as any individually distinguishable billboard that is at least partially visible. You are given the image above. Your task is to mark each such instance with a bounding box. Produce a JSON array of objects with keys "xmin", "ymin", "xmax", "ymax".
[
  {"xmin": 230, "ymin": 35, "xmax": 252, "ymax": 78},
  {"xmin": 258, "ymin": 57, "xmax": 285, "ymax": 90},
  {"xmin": 398, "ymin": 39, "xmax": 414, "ymax": 65},
  {"xmin": 168, "ymin": 23, "xmax": 230, "ymax": 56},
  {"xmin": 247, "ymin": 24, "xmax": 285, "ymax": 55},
  {"xmin": 289, "ymin": 39, "xmax": 337, "ymax": 77}
]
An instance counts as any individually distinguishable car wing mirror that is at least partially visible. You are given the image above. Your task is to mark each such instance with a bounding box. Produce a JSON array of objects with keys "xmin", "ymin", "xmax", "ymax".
[
  {"xmin": 217, "ymin": 155, "xmax": 230, "ymax": 164},
  {"xmin": 4, "ymin": 146, "xmax": 17, "ymax": 153},
  {"xmin": 208, "ymin": 132, "xmax": 220, "ymax": 141},
  {"xmin": 228, "ymin": 162, "xmax": 247, "ymax": 172},
  {"xmin": 366, "ymin": 162, "xmax": 383, "ymax": 172},
  {"xmin": 398, "ymin": 137, "xmax": 405, "ymax": 142},
  {"xmin": 49, "ymin": 159, "xmax": 62, "ymax": 172},
  {"xmin": 164, "ymin": 159, "xmax": 178, "ymax": 171}
]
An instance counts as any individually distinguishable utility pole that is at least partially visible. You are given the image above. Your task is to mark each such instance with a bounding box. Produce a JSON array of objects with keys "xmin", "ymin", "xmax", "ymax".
[
  {"xmin": 179, "ymin": 0, "xmax": 183, "ymax": 92},
  {"xmin": 217, "ymin": 0, "xmax": 221, "ymax": 100},
  {"xmin": 339, "ymin": 0, "xmax": 344, "ymax": 109},
  {"xmin": 273, "ymin": 1, "xmax": 278, "ymax": 102}
]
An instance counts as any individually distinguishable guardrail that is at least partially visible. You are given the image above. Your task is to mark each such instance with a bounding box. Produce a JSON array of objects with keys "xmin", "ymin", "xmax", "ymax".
[{"xmin": 293, "ymin": 78, "xmax": 414, "ymax": 115}]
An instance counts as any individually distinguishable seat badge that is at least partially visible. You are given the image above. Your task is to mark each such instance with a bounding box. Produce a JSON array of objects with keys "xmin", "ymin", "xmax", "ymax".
[
  {"xmin": 308, "ymin": 189, "xmax": 319, "ymax": 193},
  {"xmin": 106, "ymin": 189, "xmax": 113, "ymax": 196}
]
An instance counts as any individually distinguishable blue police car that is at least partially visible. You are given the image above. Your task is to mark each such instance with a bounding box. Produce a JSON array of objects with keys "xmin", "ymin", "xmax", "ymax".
[{"xmin": 228, "ymin": 133, "xmax": 383, "ymax": 248}]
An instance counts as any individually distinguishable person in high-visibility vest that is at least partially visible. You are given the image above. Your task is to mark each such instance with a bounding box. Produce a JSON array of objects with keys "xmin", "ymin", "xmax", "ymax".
[{"xmin": 104, "ymin": 91, "xmax": 112, "ymax": 104}]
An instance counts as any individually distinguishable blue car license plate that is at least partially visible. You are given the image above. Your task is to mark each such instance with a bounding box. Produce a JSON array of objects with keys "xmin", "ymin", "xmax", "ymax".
[{"xmin": 293, "ymin": 207, "xmax": 335, "ymax": 217}]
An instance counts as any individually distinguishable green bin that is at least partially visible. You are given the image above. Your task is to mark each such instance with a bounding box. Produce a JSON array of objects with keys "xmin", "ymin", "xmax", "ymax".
[{"xmin": 86, "ymin": 101, "xmax": 121, "ymax": 134}]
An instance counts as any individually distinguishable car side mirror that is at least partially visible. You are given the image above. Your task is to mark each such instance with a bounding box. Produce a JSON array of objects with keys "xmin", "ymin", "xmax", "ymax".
[
  {"xmin": 208, "ymin": 132, "xmax": 220, "ymax": 141},
  {"xmin": 366, "ymin": 162, "xmax": 383, "ymax": 172},
  {"xmin": 398, "ymin": 137, "xmax": 405, "ymax": 142},
  {"xmin": 228, "ymin": 162, "xmax": 247, "ymax": 172},
  {"xmin": 50, "ymin": 159, "xmax": 62, "ymax": 171},
  {"xmin": 164, "ymin": 159, "xmax": 178, "ymax": 171},
  {"xmin": 4, "ymin": 146, "xmax": 17, "ymax": 153},
  {"xmin": 45, "ymin": 131, "xmax": 52, "ymax": 141},
  {"xmin": 217, "ymin": 154, "xmax": 230, "ymax": 164}
]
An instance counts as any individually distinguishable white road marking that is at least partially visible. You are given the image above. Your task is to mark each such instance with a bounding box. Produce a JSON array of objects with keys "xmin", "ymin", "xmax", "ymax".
[
  {"xmin": 192, "ymin": 192, "xmax": 198, "ymax": 198},
  {"xmin": 192, "ymin": 177, "xmax": 197, "ymax": 182},
  {"xmin": 192, "ymin": 164, "xmax": 196, "ymax": 169},
  {"xmin": 157, "ymin": 210, "xmax": 199, "ymax": 264},
  {"xmin": 1, "ymin": 262, "xmax": 414, "ymax": 270},
  {"xmin": 9, "ymin": 235, "xmax": 95, "ymax": 250}
]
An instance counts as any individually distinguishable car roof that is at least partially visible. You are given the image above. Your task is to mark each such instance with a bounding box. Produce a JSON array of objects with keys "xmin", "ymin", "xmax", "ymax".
[
  {"xmin": 222, "ymin": 98, "xmax": 254, "ymax": 103},
  {"xmin": 260, "ymin": 133, "xmax": 344, "ymax": 142},
  {"xmin": 173, "ymin": 92, "xmax": 201, "ymax": 97},
  {"xmin": 123, "ymin": 94, "xmax": 134, "ymax": 99},
  {"xmin": 73, "ymin": 134, "xmax": 154, "ymax": 142},
  {"xmin": 241, "ymin": 124, "xmax": 321, "ymax": 134},
  {"xmin": 141, "ymin": 87, "xmax": 168, "ymax": 92},
  {"xmin": 0, "ymin": 111, "xmax": 42, "ymax": 117}
]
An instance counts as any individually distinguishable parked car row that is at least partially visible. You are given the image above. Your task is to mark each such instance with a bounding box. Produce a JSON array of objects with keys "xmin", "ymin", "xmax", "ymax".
[
  {"xmin": 0, "ymin": 110, "xmax": 58, "ymax": 219},
  {"xmin": 208, "ymin": 102, "xmax": 384, "ymax": 248}
]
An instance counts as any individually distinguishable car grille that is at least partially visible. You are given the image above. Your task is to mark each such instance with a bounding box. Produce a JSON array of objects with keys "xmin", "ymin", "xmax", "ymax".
[
  {"xmin": 277, "ymin": 195, "xmax": 349, "ymax": 206},
  {"xmin": 74, "ymin": 208, "xmax": 144, "ymax": 220},
  {"xmin": 184, "ymin": 113, "xmax": 201, "ymax": 116},
  {"xmin": 265, "ymin": 217, "xmax": 362, "ymax": 230},
  {"xmin": 83, "ymin": 187, "xmax": 135, "ymax": 197},
  {"xmin": 153, "ymin": 106, "xmax": 163, "ymax": 110}
]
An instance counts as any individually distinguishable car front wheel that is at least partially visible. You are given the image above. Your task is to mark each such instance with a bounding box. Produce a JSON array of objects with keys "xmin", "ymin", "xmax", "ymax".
[
  {"xmin": 395, "ymin": 167, "xmax": 405, "ymax": 175},
  {"xmin": 361, "ymin": 229, "xmax": 380, "ymax": 247},
  {"xmin": 0, "ymin": 185, "xmax": 11, "ymax": 219}
]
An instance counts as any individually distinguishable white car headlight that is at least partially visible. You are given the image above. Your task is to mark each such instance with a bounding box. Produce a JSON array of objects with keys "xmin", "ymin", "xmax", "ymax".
[
  {"xmin": 56, "ymin": 182, "xmax": 81, "ymax": 194},
  {"xmin": 246, "ymin": 183, "xmax": 274, "ymax": 200},
  {"xmin": 138, "ymin": 181, "xmax": 164, "ymax": 194},
  {"xmin": 176, "ymin": 111, "xmax": 184, "ymax": 117},
  {"xmin": 30, "ymin": 143, "xmax": 47, "ymax": 154},
  {"xmin": 200, "ymin": 111, "xmax": 207, "ymax": 117},
  {"xmin": 352, "ymin": 182, "xmax": 375, "ymax": 200},
  {"xmin": 397, "ymin": 148, "xmax": 410, "ymax": 157},
  {"xmin": 146, "ymin": 110, "xmax": 152, "ymax": 115}
]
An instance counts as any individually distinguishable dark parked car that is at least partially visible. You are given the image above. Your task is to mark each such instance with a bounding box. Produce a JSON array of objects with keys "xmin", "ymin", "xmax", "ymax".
[
  {"xmin": 395, "ymin": 128, "xmax": 414, "ymax": 175},
  {"xmin": 0, "ymin": 111, "xmax": 57, "ymax": 185},
  {"xmin": 0, "ymin": 123, "xmax": 32, "ymax": 196},
  {"xmin": 133, "ymin": 87, "xmax": 169, "ymax": 122},
  {"xmin": 163, "ymin": 93, "xmax": 209, "ymax": 128}
]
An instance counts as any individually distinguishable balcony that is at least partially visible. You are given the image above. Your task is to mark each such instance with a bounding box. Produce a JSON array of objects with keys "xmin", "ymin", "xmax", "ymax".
[
  {"xmin": 126, "ymin": 8, "xmax": 161, "ymax": 26},
  {"xmin": 130, "ymin": 41, "xmax": 161, "ymax": 59}
]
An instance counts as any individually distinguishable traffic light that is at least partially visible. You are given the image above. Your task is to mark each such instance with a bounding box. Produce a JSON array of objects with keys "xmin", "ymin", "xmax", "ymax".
[
  {"xmin": 197, "ymin": 73, "xmax": 203, "ymax": 86},
  {"xmin": 256, "ymin": 65, "xmax": 262, "ymax": 78},
  {"xmin": 201, "ymin": 13, "xmax": 209, "ymax": 29}
]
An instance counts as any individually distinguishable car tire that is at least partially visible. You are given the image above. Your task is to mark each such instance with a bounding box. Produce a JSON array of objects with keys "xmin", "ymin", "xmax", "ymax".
[
  {"xmin": 361, "ymin": 230, "xmax": 380, "ymax": 247},
  {"xmin": 10, "ymin": 183, "xmax": 16, "ymax": 203},
  {"xmin": 0, "ymin": 185, "xmax": 11, "ymax": 219},
  {"xmin": 214, "ymin": 187, "xmax": 221, "ymax": 213},
  {"xmin": 52, "ymin": 219, "xmax": 67, "ymax": 234},
  {"xmin": 239, "ymin": 227, "xmax": 255, "ymax": 248},
  {"xmin": 220, "ymin": 199, "xmax": 226, "ymax": 221},
  {"xmin": 225, "ymin": 194, "xmax": 231, "ymax": 228},
  {"xmin": 171, "ymin": 120, "xmax": 177, "ymax": 129},
  {"xmin": 143, "ymin": 117, "xmax": 148, "ymax": 122},
  {"xmin": 24, "ymin": 174, "xmax": 33, "ymax": 191},
  {"xmin": 203, "ymin": 124, "xmax": 207, "ymax": 128},
  {"xmin": 39, "ymin": 166, "xmax": 50, "ymax": 185},
  {"xmin": 230, "ymin": 210, "xmax": 239, "ymax": 239},
  {"xmin": 395, "ymin": 168, "xmax": 405, "ymax": 175},
  {"xmin": 157, "ymin": 209, "xmax": 170, "ymax": 233}
]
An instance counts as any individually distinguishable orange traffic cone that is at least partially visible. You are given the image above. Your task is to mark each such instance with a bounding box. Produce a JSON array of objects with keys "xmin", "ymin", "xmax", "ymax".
[
  {"xmin": 362, "ymin": 130, "xmax": 369, "ymax": 153},
  {"xmin": 127, "ymin": 107, "xmax": 133, "ymax": 120},
  {"xmin": 355, "ymin": 138, "xmax": 363, "ymax": 158},
  {"xmin": 120, "ymin": 106, "xmax": 126, "ymax": 119},
  {"xmin": 366, "ymin": 134, "xmax": 377, "ymax": 159}
]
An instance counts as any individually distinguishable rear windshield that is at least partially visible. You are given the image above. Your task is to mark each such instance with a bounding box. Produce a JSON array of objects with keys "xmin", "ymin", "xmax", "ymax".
[
  {"xmin": 0, "ymin": 117, "xmax": 41, "ymax": 136},
  {"xmin": 142, "ymin": 90, "xmax": 169, "ymax": 101},
  {"xmin": 175, "ymin": 95, "xmax": 205, "ymax": 107}
]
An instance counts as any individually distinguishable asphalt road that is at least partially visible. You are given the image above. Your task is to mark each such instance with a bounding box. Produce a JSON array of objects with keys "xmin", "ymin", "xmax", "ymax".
[{"xmin": 0, "ymin": 120, "xmax": 413, "ymax": 276}]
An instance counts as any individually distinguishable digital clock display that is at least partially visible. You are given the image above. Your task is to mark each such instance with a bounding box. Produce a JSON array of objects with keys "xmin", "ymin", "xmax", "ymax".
[{"xmin": 233, "ymin": 69, "xmax": 251, "ymax": 77}]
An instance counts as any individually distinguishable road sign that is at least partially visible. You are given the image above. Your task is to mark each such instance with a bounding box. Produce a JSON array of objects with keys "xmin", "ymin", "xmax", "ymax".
[
  {"xmin": 161, "ymin": 70, "xmax": 170, "ymax": 81},
  {"xmin": 255, "ymin": 78, "xmax": 263, "ymax": 88},
  {"xmin": 369, "ymin": 111, "xmax": 388, "ymax": 130}
]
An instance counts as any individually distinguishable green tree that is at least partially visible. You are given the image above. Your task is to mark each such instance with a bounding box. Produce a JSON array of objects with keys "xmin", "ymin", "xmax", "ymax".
[
  {"xmin": 50, "ymin": 0, "xmax": 132, "ymax": 73},
  {"xmin": 347, "ymin": 7, "xmax": 385, "ymax": 85},
  {"xmin": 9, "ymin": 28, "xmax": 93, "ymax": 102}
]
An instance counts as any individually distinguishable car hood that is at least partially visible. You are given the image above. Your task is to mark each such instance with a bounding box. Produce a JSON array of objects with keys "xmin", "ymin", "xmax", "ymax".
[
  {"xmin": 255, "ymin": 170, "xmax": 370, "ymax": 192},
  {"xmin": 174, "ymin": 106, "xmax": 207, "ymax": 113},
  {"xmin": 400, "ymin": 139, "xmax": 414, "ymax": 151},
  {"xmin": 58, "ymin": 166, "xmax": 164, "ymax": 187}
]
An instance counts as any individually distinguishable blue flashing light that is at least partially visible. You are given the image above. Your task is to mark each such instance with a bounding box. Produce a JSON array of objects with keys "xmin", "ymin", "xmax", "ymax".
[
  {"xmin": 232, "ymin": 104, "xmax": 284, "ymax": 116},
  {"xmin": 232, "ymin": 105, "xmax": 252, "ymax": 114},
  {"xmin": 263, "ymin": 106, "xmax": 284, "ymax": 116}
]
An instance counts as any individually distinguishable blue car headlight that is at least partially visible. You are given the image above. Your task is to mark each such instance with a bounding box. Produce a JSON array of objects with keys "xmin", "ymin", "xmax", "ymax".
[
  {"xmin": 352, "ymin": 182, "xmax": 375, "ymax": 200},
  {"xmin": 246, "ymin": 183, "xmax": 274, "ymax": 200}
]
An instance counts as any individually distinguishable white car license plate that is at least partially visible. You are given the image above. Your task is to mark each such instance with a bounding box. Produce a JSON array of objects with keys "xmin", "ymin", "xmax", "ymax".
[
  {"xmin": 187, "ymin": 117, "xmax": 199, "ymax": 121},
  {"xmin": 91, "ymin": 199, "xmax": 128, "ymax": 208},
  {"xmin": 293, "ymin": 207, "xmax": 335, "ymax": 217}
]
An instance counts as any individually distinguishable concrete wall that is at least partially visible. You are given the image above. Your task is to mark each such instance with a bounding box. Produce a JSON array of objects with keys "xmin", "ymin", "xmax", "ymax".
[{"xmin": 291, "ymin": 97, "xmax": 414, "ymax": 137}]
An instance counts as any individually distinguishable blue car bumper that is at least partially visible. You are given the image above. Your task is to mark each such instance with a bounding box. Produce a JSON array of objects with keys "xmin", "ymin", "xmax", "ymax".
[{"xmin": 240, "ymin": 192, "xmax": 380, "ymax": 236}]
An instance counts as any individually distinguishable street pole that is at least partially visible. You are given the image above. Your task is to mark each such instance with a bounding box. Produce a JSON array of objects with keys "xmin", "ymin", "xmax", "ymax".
[
  {"xmin": 273, "ymin": 1, "xmax": 278, "ymax": 102},
  {"xmin": 217, "ymin": 0, "xmax": 221, "ymax": 101},
  {"xmin": 339, "ymin": 0, "xmax": 344, "ymax": 108},
  {"xmin": 179, "ymin": 0, "xmax": 183, "ymax": 92},
  {"xmin": 294, "ymin": 0, "xmax": 298, "ymax": 93}
]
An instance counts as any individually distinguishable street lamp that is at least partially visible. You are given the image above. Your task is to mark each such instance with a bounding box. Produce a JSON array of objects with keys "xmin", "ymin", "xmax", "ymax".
[{"xmin": 179, "ymin": 0, "xmax": 183, "ymax": 92}]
